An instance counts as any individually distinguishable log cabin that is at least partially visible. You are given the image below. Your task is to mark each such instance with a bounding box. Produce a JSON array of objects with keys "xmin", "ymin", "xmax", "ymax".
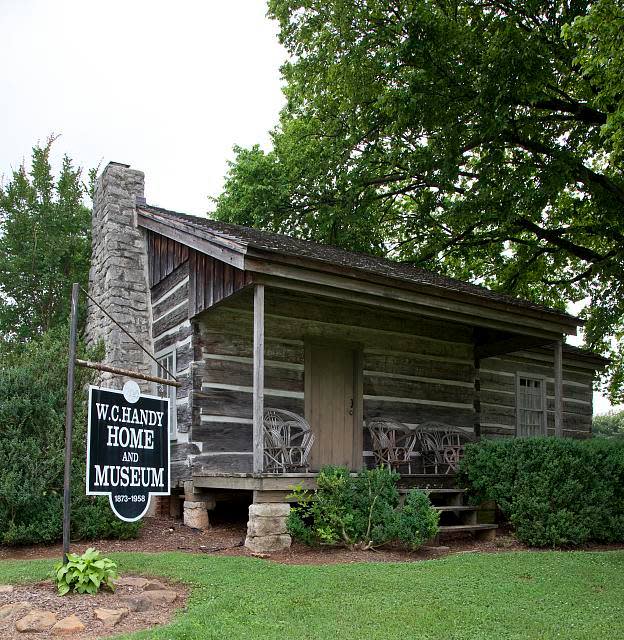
[{"xmin": 86, "ymin": 162, "xmax": 607, "ymax": 551}]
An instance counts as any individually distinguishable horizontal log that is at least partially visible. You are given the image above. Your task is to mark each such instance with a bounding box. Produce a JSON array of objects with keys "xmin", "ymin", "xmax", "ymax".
[
  {"xmin": 195, "ymin": 388, "xmax": 304, "ymax": 418},
  {"xmin": 192, "ymin": 453, "xmax": 253, "ymax": 474},
  {"xmin": 153, "ymin": 323, "xmax": 192, "ymax": 353},
  {"xmin": 481, "ymin": 389, "xmax": 515, "ymax": 408},
  {"xmin": 150, "ymin": 260, "xmax": 189, "ymax": 302},
  {"xmin": 480, "ymin": 405, "xmax": 516, "ymax": 426},
  {"xmin": 207, "ymin": 308, "xmax": 474, "ymax": 360},
  {"xmin": 363, "ymin": 400, "xmax": 474, "ymax": 427},
  {"xmin": 193, "ymin": 421, "xmax": 253, "ymax": 452},
  {"xmin": 171, "ymin": 442, "xmax": 200, "ymax": 461},
  {"xmin": 252, "ymin": 290, "xmax": 474, "ymax": 343},
  {"xmin": 364, "ymin": 375, "xmax": 474, "ymax": 404},
  {"xmin": 152, "ymin": 282, "xmax": 188, "ymax": 321},
  {"xmin": 363, "ymin": 353, "xmax": 474, "ymax": 383},
  {"xmin": 152, "ymin": 302, "xmax": 189, "ymax": 338},
  {"xmin": 196, "ymin": 329, "xmax": 304, "ymax": 364},
  {"xmin": 195, "ymin": 357, "xmax": 304, "ymax": 392},
  {"xmin": 483, "ymin": 358, "xmax": 593, "ymax": 385}
]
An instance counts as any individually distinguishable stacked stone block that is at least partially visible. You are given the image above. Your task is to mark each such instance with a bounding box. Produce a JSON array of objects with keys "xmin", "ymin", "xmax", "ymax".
[{"xmin": 245, "ymin": 503, "xmax": 291, "ymax": 553}]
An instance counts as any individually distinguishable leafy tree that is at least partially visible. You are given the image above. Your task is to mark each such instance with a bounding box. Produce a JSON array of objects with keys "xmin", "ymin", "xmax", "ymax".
[
  {"xmin": 0, "ymin": 138, "xmax": 92, "ymax": 342},
  {"xmin": 214, "ymin": 0, "xmax": 624, "ymax": 400},
  {"xmin": 592, "ymin": 410, "xmax": 624, "ymax": 438}
]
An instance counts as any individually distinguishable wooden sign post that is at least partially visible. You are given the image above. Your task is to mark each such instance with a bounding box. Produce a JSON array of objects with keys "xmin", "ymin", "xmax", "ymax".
[{"xmin": 61, "ymin": 283, "xmax": 180, "ymax": 563}]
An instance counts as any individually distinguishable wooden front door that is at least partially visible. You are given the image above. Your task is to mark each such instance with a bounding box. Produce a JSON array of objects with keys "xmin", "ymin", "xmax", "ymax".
[{"xmin": 305, "ymin": 343, "xmax": 361, "ymax": 470}]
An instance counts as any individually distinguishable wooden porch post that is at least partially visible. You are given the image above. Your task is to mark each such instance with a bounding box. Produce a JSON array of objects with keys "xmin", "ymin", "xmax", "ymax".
[
  {"xmin": 253, "ymin": 284, "xmax": 265, "ymax": 472},
  {"xmin": 554, "ymin": 339, "xmax": 563, "ymax": 437},
  {"xmin": 473, "ymin": 356, "xmax": 481, "ymax": 439}
]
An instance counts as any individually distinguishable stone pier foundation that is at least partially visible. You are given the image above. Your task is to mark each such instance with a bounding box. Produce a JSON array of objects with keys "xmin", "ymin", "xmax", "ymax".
[
  {"xmin": 183, "ymin": 483, "xmax": 215, "ymax": 530},
  {"xmin": 244, "ymin": 503, "xmax": 291, "ymax": 553}
]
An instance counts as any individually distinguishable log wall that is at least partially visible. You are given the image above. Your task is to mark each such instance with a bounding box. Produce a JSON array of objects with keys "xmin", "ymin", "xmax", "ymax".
[
  {"xmin": 480, "ymin": 350, "xmax": 595, "ymax": 438},
  {"xmin": 192, "ymin": 291, "xmax": 478, "ymax": 471},
  {"xmin": 147, "ymin": 231, "xmax": 250, "ymax": 486}
]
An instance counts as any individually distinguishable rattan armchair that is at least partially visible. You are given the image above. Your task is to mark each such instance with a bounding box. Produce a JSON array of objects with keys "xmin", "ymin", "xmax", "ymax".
[
  {"xmin": 367, "ymin": 417, "xmax": 418, "ymax": 474},
  {"xmin": 414, "ymin": 421, "xmax": 475, "ymax": 474},
  {"xmin": 263, "ymin": 408, "xmax": 315, "ymax": 473}
]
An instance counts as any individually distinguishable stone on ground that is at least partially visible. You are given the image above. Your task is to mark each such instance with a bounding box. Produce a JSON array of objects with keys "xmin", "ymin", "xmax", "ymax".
[
  {"xmin": 15, "ymin": 609, "xmax": 57, "ymax": 632},
  {"xmin": 94, "ymin": 607, "xmax": 129, "ymax": 627},
  {"xmin": 0, "ymin": 602, "xmax": 30, "ymax": 621},
  {"xmin": 0, "ymin": 585, "xmax": 14, "ymax": 593},
  {"xmin": 116, "ymin": 576, "xmax": 150, "ymax": 588},
  {"xmin": 143, "ymin": 579, "xmax": 167, "ymax": 591},
  {"xmin": 122, "ymin": 590, "xmax": 177, "ymax": 612},
  {"xmin": 51, "ymin": 614, "xmax": 85, "ymax": 635}
]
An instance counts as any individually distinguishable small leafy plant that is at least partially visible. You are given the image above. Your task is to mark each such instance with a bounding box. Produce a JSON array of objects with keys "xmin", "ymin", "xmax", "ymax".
[
  {"xmin": 53, "ymin": 547, "xmax": 118, "ymax": 595},
  {"xmin": 288, "ymin": 466, "xmax": 439, "ymax": 550}
]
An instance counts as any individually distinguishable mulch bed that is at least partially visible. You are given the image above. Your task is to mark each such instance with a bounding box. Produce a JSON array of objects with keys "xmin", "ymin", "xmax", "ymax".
[
  {"xmin": 0, "ymin": 576, "xmax": 188, "ymax": 639},
  {"xmin": 2, "ymin": 516, "xmax": 622, "ymax": 566}
]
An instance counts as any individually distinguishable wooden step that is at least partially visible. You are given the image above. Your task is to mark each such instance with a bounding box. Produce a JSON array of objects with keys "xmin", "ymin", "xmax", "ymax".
[
  {"xmin": 438, "ymin": 524, "xmax": 497, "ymax": 533},
  {"xmin": 434, "ymin": 505, "xmax": 477, "ymax": 512}
]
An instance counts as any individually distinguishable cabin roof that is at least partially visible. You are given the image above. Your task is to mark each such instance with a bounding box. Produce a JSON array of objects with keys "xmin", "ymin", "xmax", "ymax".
[{"xmin": 139, "ymin": 203, "xmax": 579, "ymax": 325}]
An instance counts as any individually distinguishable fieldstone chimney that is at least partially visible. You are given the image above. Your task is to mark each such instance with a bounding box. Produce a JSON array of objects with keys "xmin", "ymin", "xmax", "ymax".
[{"xmin": 85, "ymin": 162, "xmax": 153, "ymax": 390}]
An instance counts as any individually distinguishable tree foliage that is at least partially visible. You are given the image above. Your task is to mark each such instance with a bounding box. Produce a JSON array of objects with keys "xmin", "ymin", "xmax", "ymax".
[
  {"xmin": 592, "ymin": 410, "xmax": 624, "ymax": 438},
  {"xmin": 214, "ymin": 0, "xmax": 624, "ymax": 400},
  {"xmin": 0, "ymin": 138, "xmax": 92, "ymax": 342}
]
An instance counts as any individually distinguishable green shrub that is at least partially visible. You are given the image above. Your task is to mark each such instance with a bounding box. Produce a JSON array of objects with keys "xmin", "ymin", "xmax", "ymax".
[
  {"xmin": 0, "ymin": 327, "xmax": 141, "ymax": 545},
  {"xmin": 287, "ymin": 466, "xmax": 439, "ymax": 550},
  {"xmin": 53, "ymin": 548, "xmax": 118, "ymax": 595},
  {"xmin": 458, "ymin": 437, "xmax": 624, "ymax": 547}
]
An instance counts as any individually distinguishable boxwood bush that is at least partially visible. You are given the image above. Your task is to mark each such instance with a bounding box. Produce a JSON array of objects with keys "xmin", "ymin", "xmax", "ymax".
[
  {"xmin": 0, "ymin": 327, "xmax": 141, "ymax": 545},
  {"xmin": 288, "ymin": 466, "xmax": 439, "ymax": 550},
  {"xmin": 458, "ymin": 437, "xmax": 624, "ymax": 547}
]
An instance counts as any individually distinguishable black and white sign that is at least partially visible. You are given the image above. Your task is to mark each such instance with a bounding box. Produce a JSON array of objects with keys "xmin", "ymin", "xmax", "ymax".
[{"xmin": 86, "ymin": 385, "xmax": 170, "ymax": 521}]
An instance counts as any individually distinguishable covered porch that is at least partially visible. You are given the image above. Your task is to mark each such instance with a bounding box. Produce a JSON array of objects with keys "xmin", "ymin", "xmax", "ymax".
[{"xmin": 191, "ymin": 274, "xmax": 579, "ymax": 484}]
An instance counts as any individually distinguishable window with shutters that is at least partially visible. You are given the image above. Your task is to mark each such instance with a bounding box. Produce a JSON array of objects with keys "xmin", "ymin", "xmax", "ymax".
[
  {"xmin": 516, "ymin": 375, "xmax": 546, "ymax": 436},
  {"xmin": 156, "ymin": 351, "xmax": 177, "ymax": 440}
]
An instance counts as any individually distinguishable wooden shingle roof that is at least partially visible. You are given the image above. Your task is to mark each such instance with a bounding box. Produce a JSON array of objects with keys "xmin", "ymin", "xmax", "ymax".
[{"xmin": 140, "ymin": 203, "xmax": 579, "ymax": 325}]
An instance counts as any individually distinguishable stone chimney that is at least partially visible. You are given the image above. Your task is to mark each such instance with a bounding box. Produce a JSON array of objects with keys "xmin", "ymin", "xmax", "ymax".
[{"xmin": 85, "ymin": 162, "xmax": 153, "ymax": 390}]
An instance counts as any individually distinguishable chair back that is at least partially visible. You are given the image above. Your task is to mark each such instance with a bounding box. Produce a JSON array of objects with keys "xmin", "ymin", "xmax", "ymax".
[{"xmin": 263, "ymin": 408, "xmax": 315, "ymax": 472}]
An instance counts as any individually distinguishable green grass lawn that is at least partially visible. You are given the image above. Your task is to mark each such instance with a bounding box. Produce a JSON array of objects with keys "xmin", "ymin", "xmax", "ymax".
[{"xmin": 1, "ymin": 551, "xmax": 623, "ymax": 639}]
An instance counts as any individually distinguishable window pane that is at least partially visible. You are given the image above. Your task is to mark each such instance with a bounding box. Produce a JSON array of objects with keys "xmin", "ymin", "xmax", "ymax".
[{"xmin": 518, "ymin": 376, "xmax": 544, "ymax": 435}]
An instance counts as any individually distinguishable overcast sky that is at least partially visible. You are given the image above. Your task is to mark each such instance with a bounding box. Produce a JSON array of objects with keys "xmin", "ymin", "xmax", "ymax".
[
  {"xmin": 0, "ymin": 0, "xmax": 285, "ymax": 215},
  {"xmin": 1, "ymin": 0, "xmax": 619, "ymax": 415}
]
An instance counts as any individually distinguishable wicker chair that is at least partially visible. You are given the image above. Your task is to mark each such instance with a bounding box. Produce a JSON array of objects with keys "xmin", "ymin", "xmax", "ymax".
[
  {"xmin": 263, "ymin": 408, "xmax": 315, "ymax": 473},
  {"xmin": 367, "ymin": 417, "xmax": 419, "ymax": 474},
  {"xmin": 414, "ymin": 422, "xmax": 475, "ymax": 474}
]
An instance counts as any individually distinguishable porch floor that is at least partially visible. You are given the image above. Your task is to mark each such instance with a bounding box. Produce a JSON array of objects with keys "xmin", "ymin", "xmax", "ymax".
[{"xmin": 191, "ymin": 471, "xmax": 458, "ymax": 491}]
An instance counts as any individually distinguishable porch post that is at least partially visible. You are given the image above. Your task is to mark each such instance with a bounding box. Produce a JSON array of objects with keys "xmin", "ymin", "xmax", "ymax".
[
  {"xmin": 554, "ymin": 339, "xmax": 563, "ymax": 437},
  {"xmin": 253, "ymin": 284, "xmax": 265, "ymax": 472},
  {"xmin": 473, "ymin": 356, "xmax": 481, "ymax": 439}
]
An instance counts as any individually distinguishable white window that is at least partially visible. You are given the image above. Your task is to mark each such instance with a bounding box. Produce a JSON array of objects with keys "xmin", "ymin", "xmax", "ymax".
[
  {"xmin": 516, "ymin": 375, "xmax": 546, "ymax": 436},
  {"xmin": 156, "ymin": 351, "xmax": 177, "ymax": 440}
]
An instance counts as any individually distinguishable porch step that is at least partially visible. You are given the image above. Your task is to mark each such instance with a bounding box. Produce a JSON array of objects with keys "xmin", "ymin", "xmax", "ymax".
[
  {"xmin": 438, "ymin": 524, "xmax": 497, "ymax": 533},
  {"xmin": 398, "ymin": 487, "xmax": 465, "ymax": 494}
]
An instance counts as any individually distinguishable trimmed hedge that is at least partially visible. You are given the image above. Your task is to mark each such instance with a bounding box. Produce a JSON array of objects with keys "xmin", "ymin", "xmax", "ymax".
[{"xmin": 458, "ymin": 437, "xmax": 624, "ymax": 547}]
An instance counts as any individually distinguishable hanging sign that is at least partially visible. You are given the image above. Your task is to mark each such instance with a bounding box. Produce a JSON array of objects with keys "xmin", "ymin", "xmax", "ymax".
[{"xmin": 86, "ymin": 382, "xmax": 170, "ymax": 521}]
